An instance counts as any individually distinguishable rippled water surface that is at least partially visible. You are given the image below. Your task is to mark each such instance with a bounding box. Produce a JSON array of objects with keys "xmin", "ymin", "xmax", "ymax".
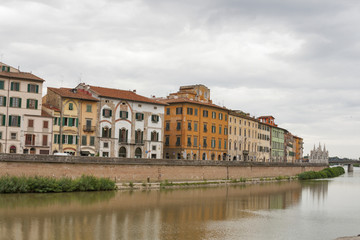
[{"xmin": 1, "ymin": 168, "xmax": 359, "ymax": 240}]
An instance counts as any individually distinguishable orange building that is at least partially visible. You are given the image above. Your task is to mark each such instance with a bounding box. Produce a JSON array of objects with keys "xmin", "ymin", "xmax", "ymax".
[
  {"xmin": 293, "ymin": 135, "xmax": 304, "ymax": 162},
  {"xmin": 161, "ymin": 85, "xmax": 228, "ymax": 160}
]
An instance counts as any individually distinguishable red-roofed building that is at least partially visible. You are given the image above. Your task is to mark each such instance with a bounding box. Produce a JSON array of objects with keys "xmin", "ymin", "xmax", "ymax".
[
  {"xmin": 161, "ymin": 84, "xmax": 229, "ymax": 160},
  {"xmin": 0, "ymin": 62, "xmax": 47, "ymax": 154},
  {"xmin": 76, "ymin": 83, "xmax": 166, "ymax": 158}
]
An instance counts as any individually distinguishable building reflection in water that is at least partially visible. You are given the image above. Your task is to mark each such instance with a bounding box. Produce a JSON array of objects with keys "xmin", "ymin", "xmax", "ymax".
[
  {"xmin": 0, "ymin": 181, "xmax": 302, "ymax": 240},
  {"xmin": 300, "ymin": 180, "xmax": 329, "ymax": 205}
]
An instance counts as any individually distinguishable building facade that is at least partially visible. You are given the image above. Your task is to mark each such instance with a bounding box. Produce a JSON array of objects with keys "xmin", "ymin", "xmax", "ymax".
[
  {"xmin": 76, "ymin": 84, "xmax": 165, "ymax": 159},
  {"xmin": 162, "ymin": 85, "xmax": 228, "ymax": 160},
  {"xmin": 284, "ymin": 131, "xmax": 295, "ymax": 163},
  {"xmin": 257, "ymin": 122, "xmax": 271, "ymax": 162},
  {"xmin": 0, "ymin": 62, "xmax": 44, "ymax": 154},
  {"xmin": 309, "ymin": 143, "xmax": 329, "ymax": 164},
  {"xmin": 293, "ymin": 136, "xmax": 304, "ymax": 162},
  {"xmin": 43, "ymin": 87, "xmax": 99, "ymax": 156},
  {"xmin": 228, "ymin": 110, "xmax": 259, "ymax": 161}
]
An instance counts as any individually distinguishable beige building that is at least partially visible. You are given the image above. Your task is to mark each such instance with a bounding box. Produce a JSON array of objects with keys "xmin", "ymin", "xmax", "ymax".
[
  {"xmin": 257, "ymin": 122, "xmax": 271, "ymax": 162},
  {"xmin": 0, "ymin": 62, "xmax": 45, "ymax": 154},
  {"xmin": 228, "ymin": 110, "xmax": 259, "ymax": 161}
]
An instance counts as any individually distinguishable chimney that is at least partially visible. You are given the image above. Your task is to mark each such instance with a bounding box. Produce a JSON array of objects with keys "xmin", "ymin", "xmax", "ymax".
[{"xmin": 133, "ymin": 90, "xmax": 136, "ymax": 93}]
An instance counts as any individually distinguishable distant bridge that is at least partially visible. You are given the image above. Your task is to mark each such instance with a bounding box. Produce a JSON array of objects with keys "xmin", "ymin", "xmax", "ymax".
[{"xmin": 328, "ymin": 159, "xmax": 360, "ymax": 172}]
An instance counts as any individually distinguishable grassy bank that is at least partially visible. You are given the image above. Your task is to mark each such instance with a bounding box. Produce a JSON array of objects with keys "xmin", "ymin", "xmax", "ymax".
[
  {"xmin": 297, "ymin": 167, "xmax": 345, "ymax": 180},
  {"xmin": 0, "ymin": 175, "xmax": 116, "ymax": 194}
]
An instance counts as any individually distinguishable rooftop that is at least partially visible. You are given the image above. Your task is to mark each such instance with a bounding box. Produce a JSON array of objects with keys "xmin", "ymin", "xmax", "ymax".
[{"xmin": 48, "ymin": 87, "xmax": 99, "ymax": 101}]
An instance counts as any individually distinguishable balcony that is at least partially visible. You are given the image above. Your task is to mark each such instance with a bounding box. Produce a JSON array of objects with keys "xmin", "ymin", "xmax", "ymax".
[{"xmin": 83, "ymin": 125, "xmax": 96, "ymax": 132}]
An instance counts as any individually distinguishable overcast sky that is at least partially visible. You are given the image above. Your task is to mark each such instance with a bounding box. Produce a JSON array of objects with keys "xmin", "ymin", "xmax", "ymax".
[{"xmin": 1, "ymin": 0, "xmax": 360, "ymax": 158}]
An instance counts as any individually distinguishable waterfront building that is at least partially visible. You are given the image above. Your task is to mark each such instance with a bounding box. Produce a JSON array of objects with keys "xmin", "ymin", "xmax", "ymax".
[
  {"xmin": 284, "ymin": 131, "xmax": 295, "ymax": 163},
  {"xmin": 43, "ymin": 87, "xmax": 99, "ymax": 156},
  {"xmin": 161, "ymin": 85, "xmax": 228, "ymax": 160},
  {"xmin": 309, "ymin": 143, "xmax": 329, "ymax": 164},
  {"xmin": 76, "ymin": 83, "xmax": 165, "ymax": 158},
  {"xmin": 228, "ymin": 110, "xmax": 259, "ymax": 161},
  {"xmin": 0, "ymin": 62, "xmax": 45, "ymax": 154},
  {"xmin": 293, "ymin": 136, "xmax": 304, "ymax": 162},
  {"xmin": 257, "ymin": 122, "xmax": 271, "ymax": 162}
]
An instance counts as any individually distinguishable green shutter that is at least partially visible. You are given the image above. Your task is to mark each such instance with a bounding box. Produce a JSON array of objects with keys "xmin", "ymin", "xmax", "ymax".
[
  {"xmin": 16, "ymin": 83, "xmax": 19, "ymax": 91},
  {"xmin": 3, "ymin": 97, "xmax": 6, "ymax": 106},
  {"xmin": 69, "ymin": 118, "xmax": 73, "ymax": 127},
  {"xmin": 2, "ymin": 115, "xmax": 5, "ymax": 126},
  {"xmin": 76, "ymin": 118, "xmax": 78, "ymax": 127},
  {"xmin": 27, "ymin": 84, "xmax": 30, "ymax": 92},
  {"xmin": 62, "ymin": 117, "xmax": 66, "ymax": 126},
  {"xmin": 17, "ymin": 116, "xmax": 21, "ymax": 127},
  {"xmin": 35, "ymin": 100, "xmax": 38, "ymax": 109},
  {"xmin": 27, "ymin": 99, "xmax": 29, "ymax": 108},
  {"xmin": 141, "ymin": 131, "xmax": 143, "ymax": 142},
  {"xmin": 58, "ymin": 135, "xmax": 60, "ymax": 143},
  {"xmin": 126, "ymin": 130, "xmax": 128, "ymax": 142},
  {"xmin": 102, "ymin": 109, "xmax": 105, "ymax": 116},
  {"xmin": 8, "ymin": 116, "xmax": 11, "ymax": 126},
  {"xmin": 126, "ymin": 112, "xmax": 128, "ymax": 118},
  {"xmin": 109, "ymin": 110, "xmax": 112, "ymax": 117},
  {"xmin": 10, "ymin": 82, "xmax": 14, "ymax": 91},
  {"xmin": 62, "ymin": 135, "xmax": 66, "ymax": 144},
  {"xmin": 36, "ymin": 85, "xmax": 39, "ymax": 93},
  {"xmin": 109, "ymin": 128, "xmax": 111, "ymax": 138},
  {"xmin": 0, "ymin": 81, "xmax": 4, "ymax": 89},
  {"xmin": 10, "ymin": 97, "xmax": 13, "ymax": 107},
  {"xmin": 141, "ymin": 113, "xmax": 144, "ymax": 120},
  {"xmin": 18, "ymin": 98, "xmax": 21, "ymax": 108}
]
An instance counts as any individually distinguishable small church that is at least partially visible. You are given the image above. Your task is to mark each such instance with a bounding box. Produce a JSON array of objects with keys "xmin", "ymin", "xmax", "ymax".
[{"xmin": 309, "ymin": 143, "xmax": 329, "ymax": 164}]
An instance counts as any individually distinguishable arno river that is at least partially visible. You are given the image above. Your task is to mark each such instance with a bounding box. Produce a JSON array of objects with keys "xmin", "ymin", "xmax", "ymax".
[{"xmin": 0, "ymin": 168, "xmax": 359, "ymax": 240}]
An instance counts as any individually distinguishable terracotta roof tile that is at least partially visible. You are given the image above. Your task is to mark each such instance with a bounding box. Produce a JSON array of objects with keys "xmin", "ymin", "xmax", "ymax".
[
  {"xmin": 41, "ymin": 110, "xmax": 53, "ymax": 118},
  {"xmin": 48, "ymin": 87, "xmax": 99, "ymax": 101},
  {"xmin": 42, "ymin": 103, "xmax": 60, "ymax": 112},
  {"xmin": 0, "ymin": 71, "xmax": 44, "ymax": 82},
  {"xmin": 88, "ymin": 85, "xmax": 166, "ymax": 105},
  {"xmin": 161, "ymin": 98, "xmax": 228, "ymax": 110}
]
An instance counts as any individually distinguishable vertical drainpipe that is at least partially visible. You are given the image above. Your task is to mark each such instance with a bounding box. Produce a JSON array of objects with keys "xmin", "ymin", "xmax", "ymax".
[
  {"xmin": 59, "ymin": 95, "xmax": 63, "ymax": 152},
  {"xmin": 78, "ymin": 99, "xmax": 81, "ymax": 156}
]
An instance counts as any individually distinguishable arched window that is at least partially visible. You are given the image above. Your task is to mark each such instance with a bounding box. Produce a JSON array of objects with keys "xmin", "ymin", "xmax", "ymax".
[
  {"xmin": 102, "ymin": 126, "xmax": 111, "ymax": 138},
  {"xmin": 186, "ymin": 153, "xmax": 190, "ymax": 160},
  {"xmin": 218, "ymin": 155, "xmax": 221, "ymax": 161},
  {"xmin": 135, "ymin": 147, "xmax": 142, "ymax": 158},
  {"xmin": 119, "ymin": 147, "xmax": 126, "ymax": 158},
  {"xmin": 151, "ymin": 131, "xmax": 159, "ymax": 141},
  {"xmin": 202, "ymin": 153, "xmax": 206, "ymax": 160},
  {"xmin": 30, "ymin": 147, "xmax": 36, "ymax": 154},
  {"xmin": 10, "ymin": 145, "xmax": 16, "ymax": 153},
  {"xmin": 211, "ymin": 153, "xmax": 215, "ymax": 160},
  {"xmin": 135, "ymin": 130, "xmax": 143, "ymax": 144},
  {"xmin": 193, "ymin": 154, "xmax": 197, "ymax": 160}
]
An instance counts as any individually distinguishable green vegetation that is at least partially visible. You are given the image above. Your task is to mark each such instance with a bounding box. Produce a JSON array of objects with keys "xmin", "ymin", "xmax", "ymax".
[
  {"xmin": 353, "ymin": 164, "xmax": 360, "ymax": 167},
  {"xmin": 297, "ymin": 167, "xmax": 345, "ymax": 180},
  {"xmin": 0, "ymin": 175, "xmax": 116, "ymax": 194}
]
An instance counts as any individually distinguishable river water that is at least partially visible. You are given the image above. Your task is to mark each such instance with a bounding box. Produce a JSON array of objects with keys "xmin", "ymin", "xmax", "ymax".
[{"xmin": 0, "ymin": 168, "xmax": 359, "ymax": 240}]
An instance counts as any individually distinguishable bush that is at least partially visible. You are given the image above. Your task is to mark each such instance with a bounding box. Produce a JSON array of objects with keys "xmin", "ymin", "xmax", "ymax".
[
  {"xmin": 0, "ymin": 175, "xmax": 116, "ymax": 194},
  {"xmin": 298, "ymin": 167, "xmax": 345, "ymax": 180}
]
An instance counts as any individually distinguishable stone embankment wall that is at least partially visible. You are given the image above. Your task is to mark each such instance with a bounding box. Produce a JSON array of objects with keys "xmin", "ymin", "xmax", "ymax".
[{"xmin": 0, "ymin": 154, "xmax": 327, "ymax": 182}]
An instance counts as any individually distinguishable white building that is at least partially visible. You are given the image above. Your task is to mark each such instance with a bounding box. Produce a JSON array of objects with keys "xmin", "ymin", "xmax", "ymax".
[
  {"xmin": 0, "ymin": 62, "xmax": 45, "ymax": 154},
  {"xmin": 309, "ymin": 143, "xmax": 329, "ymax": 164},
  {"xmin": 76, "ymin": 83, "xmax": 166, "ymax": 158}
]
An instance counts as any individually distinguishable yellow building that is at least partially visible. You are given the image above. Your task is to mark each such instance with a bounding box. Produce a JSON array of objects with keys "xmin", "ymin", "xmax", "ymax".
[
  {"xmin": 43, "ymin": 88, "xmax": 98, "ymax": 156},
  {"xmin": 161, "ymin": 85, "xmax": 228, "ymax": 160}
]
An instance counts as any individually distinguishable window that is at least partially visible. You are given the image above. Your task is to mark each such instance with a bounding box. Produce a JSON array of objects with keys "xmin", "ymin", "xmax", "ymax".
[
  {"xmin": 203, "ymin": 138, "xmax": 207, "ymax": 148},
  {"xmin": 11, "ymin": 133, "xmax": 17, "ymax": 140},
  {"xmin": 165, "ymin": 136, "xmax": 169, "ymax": 146},
  {"xmin": 25, "ymin": 134, "xmax": 35, "ymax": 145},
  {"xmin": 187, "ymin": 136, "xmax": 191, "ymax": 147},
  {"xmin": 69, "ymin": 103, "xmax": 73, "ymax": 110},
  {"xmin": 151, "ymin": 115, "xmax": 159, "ymax": 122},
  {"xmin": 225, "ymin": 115, "xmax": 228, "ymax": 121},
  {"xmin": 119, "ymin": 147, "xmax": 126, "ymax": 158},
  {"xmin": 151, "ymin": 131, "xmax": 159, "ymax": 141},
  {"xmin": 224, "ymin": 140, "xmax": 227, "ymax": 149},
  {"xmin": 0, "ymin": 96, "xmax": 6, "ymax": 106},
  {"xmin": 166, "ymin": 108, "xmax": 170, "ymax": 115},
  {"xmin": 102, "ymin": 109, "xmax": 112, "ymax": 118},
  {"xmin": 194, "ymin": 108, "xmax": 198, "ymax": 116},
  {"xmin": 224, "ymin": 127, "xmax": 228, "ymax": 135},
  {"xmin": 27, "ymin": 84, "xmax": 39, "ymax": 93},
  {"xmin": 9, "ymin": 115, "xmax": 20, "ymax": 127},
  {"xmin": 42, "ymin": 135, "xmax": 48, "ymax": 146},
  {"xmin": 0, "ymin": 132, "xmax": 2, "ymax": 139},
  {"xmin": 165, "ymin": 121, "xmax": 170, "ymax": 131},
  {"xmin": 135, "ymin": 147, "xmax": 142, "ymax": 158},
  {"xmin": 194, "ymin": 122, "xmax": 198, "ymax": 132},
  {"xmin": 176, "ymin": 107, "xmax": 183, "ymax": 115},
  {"xmin": 193, "ymin": 136, "xmax": 198, "ymax": 147},
  {"xmin": 219, "ymin": 125, "xmax": 222, "ymax": 134},
  {"xmin": 28, "ymin": 119, "xmax": 34, "ymax": 128},
  {"xmin": 102, "ymin": 127, "xmax": 111, "ymax": 138},
  {"xmin": 212, "ymin": 112, "xmax": 216, "ymax": 119},
  {"xmin": 203, "ymin": 123, "xmax": 207, "ymax": 132},
  {"xmin": 187, "ymin": 108, "xmax": 193, "ymax": 115},
  {"xmin": 10, "ymin": 82, "xmax": 20, "ymax": 91},
  {"xmin": 211, "ymin": 138, "xmax": 215, "ymax": 148},
  {"xmin": 211, "ymin": 125, "xmax": 216, "ymax": 133},
  {"xmin": 176, "ymin": 136, "xmax": 181, "ymax": 146},
  {"xmin": 103, "ymin": 142, "xmax": 109, "ymax": 148},
  {"xmin": 0, "ymin": 80, "xmax": 4, "ymax": 89},
  {"xmin": 43, "ymin": 121, "xmax": 48, "ymax": 129},
  {"xmin": 229, "ymin": 126, "xmax": 232, "ymax": 135},
  {"xmin": 120, "ymin": 111, "xmax": 128, "ymax": 119},
  {"xmin": 135, "ymin": 113, "xmax": 144, "ymax": 121},
  {"xmin": 176, "ymin": 121, "xmax": 181, "ymax": 130},
  {"xmin": 218, "ymin": 139, "xmax": 222, "ymax": 149},
  {"xmin": 119, "ymin": 129, "xmax": 128, "ymax": 143},
  {"xmin": 27, "ymin": 99, "xmax": 38, "ymax": 109},
  {"xmin": 86, "ymin": 104, "xmax": 92, "ymax": 112},
  {"xmin": 188, "ymin": 122, "xmax": 192, "ymax": 130},
  {"xmin": 135, "ymin": 130, "xmax": 143, "ymax": 144},
  {"xmin": 10, "ymin": 97, "xmax": 21, "ymax": 108},
  {"xmin": 90, "ymin": 136, "xmax": 95, "ymax": 146},
  {"xmin": 0, "ymin": 114, "xmax": 5, "ymax": 126},
  {"xmin": 81, "ymin": 136, "xmax": 87, "ymax": 145},
  {"xmin": 219, "ymin": 113, "xmax": 223, "ymax": 120},
  {"xmin": 203, "ymin": 110, "xmax": 208, "ymax": 117},
  {"xmin": 54, "ymin": 134, "xmax": 60, "ymax": 144}
]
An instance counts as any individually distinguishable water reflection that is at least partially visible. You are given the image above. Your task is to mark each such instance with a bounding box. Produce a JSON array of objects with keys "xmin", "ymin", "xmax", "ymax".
[{"xmin": 0, "ymin": 182, "xmax": 301, "ymax": 240}]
